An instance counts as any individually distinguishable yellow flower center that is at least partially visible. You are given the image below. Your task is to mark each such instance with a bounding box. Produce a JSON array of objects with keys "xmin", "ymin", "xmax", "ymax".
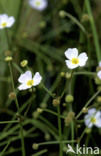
[
  {"xmin": 35, "ymin": 1, "xmax": 41, "ymax": 6},
  {"xmin": 27, "ymin": 80, "xmax": 34, "ymax": 86},
  {"xmin": 90, "ymin": 117, "xmax": 96, "ymax": 123},
  {"xmin": 2, "ymin": 22, "xmax": 7, "ymax": 27},
  {"xmin": 71, "ymin": 58, "xmax": 79, "ymax": 64}
]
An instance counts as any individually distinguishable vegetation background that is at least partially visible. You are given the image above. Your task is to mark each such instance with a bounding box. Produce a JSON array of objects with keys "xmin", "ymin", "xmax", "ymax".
[{"xmin": 0, "ymin": 0, "xmax": 101, "ymax": 155}]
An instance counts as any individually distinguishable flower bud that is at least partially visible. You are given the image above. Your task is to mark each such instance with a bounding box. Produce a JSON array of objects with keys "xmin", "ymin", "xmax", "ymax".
[
  {"xmin": 32, "ymin": 143, "xmax": 39, "ymax": 150},
  {"xmin": 37, "ymin": 108, "xmax": 43, "ymax": 113},
  {"xmin": 5, "ymin": 56, "xmax": 12, "ymax": 62},
  {"xmin": 96, "ymin": 96, "xmax": 101, "ymax": 103},
  {"xmin": 20, "ymin": 60, "xmax": 28, "ymax": 67},
  {"xmin": 85, "ymin": 128, "xmax": 91, "ymax": 134},
  {"xmin": 81, "ymin": 14, "xmax": 89, "ymax": 22},
  {"xmin": 82, "ymin": 107, "xmax": 88, "ymax": 113},
  {"xmin": 60, "ymin": 72, "xmax": 65, "ymax": 77},
  {"xmin": 39, "ymin": 21, "xmax": 46, "ymax": 28},
  {"xmin": 65, "ymin": 72, "xmax": 72, "ymax": 79},
  {"xmin": 59, "ymin": 10, "xmax": 66, "ymax": 18},
  {"xmin": 52, "ymin": 98, "xmax": 60, "ymax": 107},
  {"xmin": 8, "ymin": 92, "xmax": 16, "ymax": 100},
  {"xmin": 65, "ymin": 94, "xmax": 74, "ymax": 103},
  {"xmin": 64, "ymin": 112, "xmax": 75, "ymax": 126},
  {"xmin": 94, "ymin": 77, "xmax": 101, "ymax": 85},
  {"xmin": 44, "ymin": 133, "xmax": 51, "ymax": 141}
]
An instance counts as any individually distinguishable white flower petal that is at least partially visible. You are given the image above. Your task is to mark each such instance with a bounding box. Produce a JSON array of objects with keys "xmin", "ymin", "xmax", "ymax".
[
  {"xmin": 84, "ymin": 115, "xmax": 93, "ymax": 128},
  {"xmin": 99, "ymin": 61, "xmax": 101, "ymax": 67},
  {"xmin": 97, "ymin": 71, "xmax": 101, "ymax": 79},
  {"xmin": 33, "ymin": 72, "xmax": 42, "ymax": 86},
  {"xmin": 29, "ymin": 0, "xmax": 47, "ymax": 11},
  {"xmin": 18, "ymin": 84, "xmax": 29, "ymax": 90},
  {"xmin": 65, "ymin": 48, "xmax": 78, "ymax": 60},
  {"xmin": 18, "ymin": 71, "xmax": 32, "ymax": 83},
  {"xmin": 88, "ymin": 108, "xmax": 96, "ymax": 115},
  {"xmin": 0, "ymin": 14, "xmax": 8, "ymax": 21},
  {"xmin": 78, "ymin": 52, "xmax": 88, "ymax": 67},
  {"xmin": 95, "ymin": 118, "xmax": 101, "ymax": 128},
  {"xmin": 95, "ymin": 111, "xmax": 101, "ymax": 119},
  {"xmin": 7, "ymin": 16, "xmax": 15, "ymax": 27},
  {"xmin": 65, "ymin": 60, "xmax": 79, "ymax": 69}
]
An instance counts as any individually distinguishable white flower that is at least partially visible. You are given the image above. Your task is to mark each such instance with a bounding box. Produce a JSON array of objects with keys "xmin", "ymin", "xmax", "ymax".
[
  {"xmin": 97, "ymin": 70, "xmax": 101, "ymax": 79},
  {"xmin": 84, "ymin": 108, "xmax": 101, "ymax": 128},
  {"xmin": 98, "ymin": 61, "xmax": 101, "ymax": 67},
  {"xmin": 0, "ymin": 14, "xmax": 15, "ymax": 29},
  {"xmin": 29, "ymin": 0, "xmax": 48, "ymax": 11},
  {"xmin": 18, "ymin": 71, "xmax": 42, "ymax": 90},
  {"xmin": 65, "ymin": 48, "xmax": 88, "ymax": 69}
]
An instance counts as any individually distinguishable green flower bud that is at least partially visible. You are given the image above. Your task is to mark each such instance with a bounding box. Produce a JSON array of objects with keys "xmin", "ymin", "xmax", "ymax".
[
  {"xmin": 60, "ymin": 72, "xmax": 65, "ymax": 77},
  {"xmin": 32, "ymin": 143, "xmax": 39, "ymax": 150},
  {"xmin": 96, "ymin": 96, "xmax": 101, "ymax": 103},
  {"xmin": 81, "ymin": 14, "xmax": 89, "ymax": 22},
  {"xmin": 20, "ymin": 60, "xmax": 28, "ymax": 67},
  {"xmin": 64, "ymin": 112, "xmax": 75, "ymax": 126},
  {"xmin": 8, "ymin": 92, "xmax": 16, "ymax": 100},
  {"xmin": 65, "ymin": 72, "xmax": 72, "ymax": 79},
  {"xmin": 65, "ymin": 94, "xmax": 74, "ymax": 103},
  {"xmin": 59, "ymin": 10, "xmax": 66, "ymax": 18},
  {"xmin": 85, "ymin": 128, "xmax": 92, "ymax": 134},
  {"xmin": 52, "ymin": 98, "xmax": 60, "ymax": 107},
  {"xmin": 82, "ymin": 107, "xmax": 88, "ymax": 113},
  {"xmin": 5, "ymin": 56, "xmax": 12, "ymax": 62},
  {"xmin": 94, "ymin": 77, "xmax": 101, "ymax": 85},
  {"xmin": 37, "ymin": 108, "xmax": 43, "ymax": 113}
]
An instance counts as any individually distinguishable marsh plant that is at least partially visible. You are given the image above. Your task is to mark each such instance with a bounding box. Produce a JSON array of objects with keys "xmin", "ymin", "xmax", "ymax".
[{"xmin": 0, "ymin": 0, "xmax": 101, "ymax": 156}]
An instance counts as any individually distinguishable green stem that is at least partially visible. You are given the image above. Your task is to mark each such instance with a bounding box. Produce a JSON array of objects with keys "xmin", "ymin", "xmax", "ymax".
[
  {"xmin": 42, "ymin": 84, "xmax": 54, "ymax": 97},
  {"xmin": 76, "ymin": 89, "xmax": 101, "ymax": 119},
  {"xmin": 8, "ymin": 62, "xmax": 25, "ymax": 156},
  {"xmin": 38, "ymin": 140, "xmax": 76, "ymax": 146},
  {"xmin": 85, "ymin": 0, "xmax": 101, "ymax": 62},
  {"xmin": 5, "ymin": 29, "xmax": 11, "ymax": 50},
  {"xmin": 73, "ymin": 71, "xmax": 96, "ymax": 76},
  {"xmin": 0, "ymin": 120, "xmax": 18, "ymax": 124},
  {"xmin": 8, "ymin": 62, "xmax": 19, "ymax": 111},
  {"xmin": 57, "ymin": 105, "xmax": 63, "ymax": 156},
  {"xmin": 43, "ymin": 108, "xmax": 64, "ymax": 119}
]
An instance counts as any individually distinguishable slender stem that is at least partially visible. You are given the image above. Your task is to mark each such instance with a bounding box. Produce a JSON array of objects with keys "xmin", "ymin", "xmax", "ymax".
[
  {"xmin": 73, "ymin": 71, "xmax": 96, "ymax": 76},
  {"xmin": 76, "ymin": 89, "xmax": 101, "ymax": 119},
  {"xmin": 8, "ymin": 62, "xmax": 26, "ymax": 156},
  {"xmin": 0, "ymin": 120, "xmax": 18, "ymax": 124},
  {"xmin": 8, "ymin": 62, "xmax": 19, "ymax": 111},
  {"xmin": 5, "ymin": 29, "xmax": 11, "ymax": 50},
  {"xmin": 42, "ymin": 84, "xmax": 54, "ymax": 97},
  {"xmin": 0, "ymin": 141, "xmax": 10, "ymax": 156},
  {"xmin": 57, "ymin": 105, "xmax": 63, "ymax": 156},
  {"xmin": 38, "ymin": 140, "xmax": 76, "ymax": 146},
  {"xmin": 85, "ymin": 0, "xmax": 101, "ymax": 62},
  {"xmin": 43, "ymin": 108, "xmax": 64, "ymax": 119}
]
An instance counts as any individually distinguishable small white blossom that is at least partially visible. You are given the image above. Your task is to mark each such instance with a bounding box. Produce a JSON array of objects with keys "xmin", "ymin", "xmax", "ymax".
[
  {"xmin": 98, "ymin": 61, "xmax": 101, "ymax": 67},
  {"xmin": 18, "ymin": 71, "xmax": 42, "ymax": 90},
  {"xmin": 29, "ymin": 0, "xmax": 48, "ymax": 11},
  {"xmin": 65, "ymin": 48, "xmax": 88, "ymax": 69},
  {"xmin": 0, "ymin": 14, "xmax": 15, "ymax": 29},
  {"xmin": 97, "ymin": 71, "xmax": 101, "ymax": 79},
  {"xmin": 84, "ymin": 108, "xmax": 101, "ymax": 128}
]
